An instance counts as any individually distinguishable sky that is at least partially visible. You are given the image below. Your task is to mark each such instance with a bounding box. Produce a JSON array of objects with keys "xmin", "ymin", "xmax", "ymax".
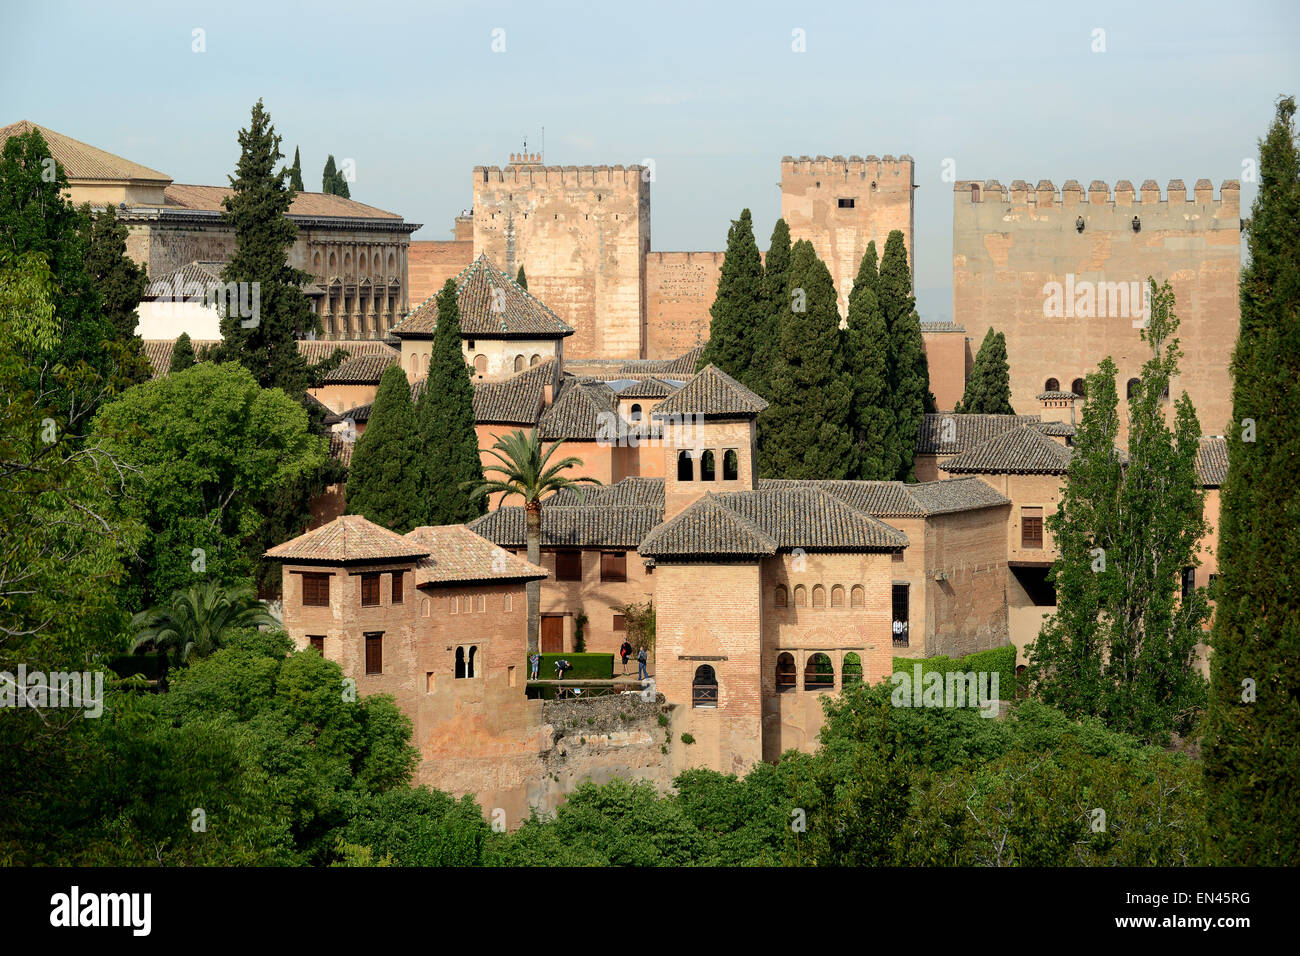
[{"xmin": 3, "ymin": 0, "xmax": 1298, "ymax": 320}]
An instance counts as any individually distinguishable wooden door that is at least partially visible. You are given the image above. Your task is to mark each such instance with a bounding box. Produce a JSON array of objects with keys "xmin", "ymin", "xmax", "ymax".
[{"xmin": 541, "ymin": 615, "xmax": 564, "ymax": 653}]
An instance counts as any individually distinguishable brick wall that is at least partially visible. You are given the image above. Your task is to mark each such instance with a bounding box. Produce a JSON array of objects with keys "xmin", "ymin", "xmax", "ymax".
[
  {"xmin": 644, "ymin": 251, "xmax": 721, "ymax": 359},
  {"xmin": 408, "ymin": 239, "xmax": 473, "ymax": 306}
]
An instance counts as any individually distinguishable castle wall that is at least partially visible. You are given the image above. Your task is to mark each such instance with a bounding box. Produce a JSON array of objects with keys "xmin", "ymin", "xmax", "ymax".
[
  {"xmin": 407, "ymin": 239, "xmax": 473, "ymax": 306},
  {"xmin": 644, "ymin": 251, "xmax": 722, "ymax": 359},
  {"xmin": 923, "ymin": 506, "xmax": 1011, "ymax": 659},
  {"xmin": 923, "ymin": 329, "xmax": 969, "ymax": 412},
  {"xmin": 473, "ymin": 161, "xmax": 650, "ymax": 361},
  {"xmin": 953, "ymin": 178, "xmax": 1241, "ymax": 441}
]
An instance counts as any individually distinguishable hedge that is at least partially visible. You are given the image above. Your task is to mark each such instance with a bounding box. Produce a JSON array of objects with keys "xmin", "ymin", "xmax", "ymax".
[
  {"xmin": 891, "ymin": 645, "xmax": 1016, "ymax": 700},
  {"xmin": 527, "ymin": 653, "xmax": 614, "ymax": 681}
]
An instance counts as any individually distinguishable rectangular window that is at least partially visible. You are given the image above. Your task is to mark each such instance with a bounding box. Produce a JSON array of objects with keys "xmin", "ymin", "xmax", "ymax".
[
  {"xmin": 391, "ymin": 570, "xmax": 404, "ymax": 604},
  {"xmin": 361, "ymin": 572, "xmax": 381, "ymax": 607},
  {"xmin": 476, "ymin": 594, "xmax": 486, "ymax": 612},
  {"xmin": 555, "ymin": 550, "xmax": 582, "ymax": 582},
  {"xmin": 613, "ymin": 614, "xmax": 626, "ymax": 632},
  {"xmin": 838, "ymin": 197, "xmax": 855, "ymax": 209},
  {"xmin": 892, "ymin": 584, "xmax": 910, "ymax": 648},
  {"xmin": 504, "ymin": 593, "xmax": 513, "ymax": 612},
  {"xmin": 601, "ymin": 551, "xmax": 627, "ymax": 582},
  {"xmin": 1182, "ymin": 567, "xmax": 1196, "ymax": 599},
  {"xmin": 364, "ymin": 632, "xmax": 383, "ymax": 675},
  {"xmin": 308, "ymin": 635, "xmax": 325, "ymax": 654},
  {"xmin": 1021, "ymin": 508, "xmax": 1044, "ymax": 549},
  {"xmin": 302, "ymin": 573, "xmax": 330, "ymax": 607},
  {"xmin": 892, "ymin": 550, "xmax": 904, "ymax": 563}
]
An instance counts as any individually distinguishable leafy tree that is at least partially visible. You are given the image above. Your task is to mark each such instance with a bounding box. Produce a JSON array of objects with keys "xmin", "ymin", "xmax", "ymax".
[
  {"xmin": 878, "ymin": 231, "xmax": 936, "ymax": 480},
  {"xmin": 515, "ymin": 265, "xmax": 527, "ymax": 289},
  {"xmin": 464, "ymin": 429, "xmax": 600, "ymax": 656},
  {"xmin": 415, "ymin": 279, "xmax": 485, "ymax": 525},
  {"xmin": 170, "ymin": 332, "xmax": 196, "ymax": 372},
  {"xmin": 348, "ymin": 365, "xmax": 421, "ymax": 533},
  {"xmin": 1028, "ymin": 282, "xmax": 1209, "ymax": 742},
  {"xmin": 843, "ymin": 241, "xmax": 896, "ymax": 479},
  {"xmin": 955, "ymin": 328, "xmax": 1015, "ymax": 414},
  {"xmin": 1204, "ymin": 94, "xmax": 1300, "ymax": 866},
  {"xmin": 130, "ymin": 581, "xmax": 276, "ymax": 668},
  {"xmin": 90, "ymin": 361, "xmax": 327, "ymax": 606},
  {"xmin": 289, "ymin": 145, "xmax": 304, "ymax": 191},
  {"xmin": 760, "ymin": 240, "xmax": 855, "ymax": 479},
  {"xmin": 335, "ymin": 788, "xmax": 488, "ymax": 866},
  {"xmin": 610, "ymin": 600, "xmax": 655, "ymax": 653},
  {"xmin": 698, "ymin": 209, "xmax": 766, "ymax": 394}
]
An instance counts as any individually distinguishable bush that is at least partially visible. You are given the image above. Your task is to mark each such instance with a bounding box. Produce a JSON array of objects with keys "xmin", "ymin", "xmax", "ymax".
[{"xmin": 892, "ymin": 644, "xmax": 1016, "ymax": 700}]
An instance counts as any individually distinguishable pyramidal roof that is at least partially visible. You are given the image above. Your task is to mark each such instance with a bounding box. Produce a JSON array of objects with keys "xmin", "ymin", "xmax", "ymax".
[
  {"xmin": 392, "ymin": 254, "xmax": 574, "ymax": 339},
  {"xmin": 0, "ymin": 120, "xmax": 171, "ymax": 183},
  {"xmin": 941, "ymin": 425, "xmax": 1073, "ymax": 475},
  {"xmin": 652, "ymin": 364, "xmax": 769, "ymax": 418},
  {"xmin": 406, "ymin": 525, "xmax": 548, "ymax": 585},
  {"xmin": 265, "ymin": 514, "xmax": 431, "ymax": 563},
  {"xmin": 639, "ymin": 495, "xmax": 780, "ymax": 558}
]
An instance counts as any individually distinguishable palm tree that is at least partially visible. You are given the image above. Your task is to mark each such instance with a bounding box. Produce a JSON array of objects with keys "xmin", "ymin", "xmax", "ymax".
[
  {"xmin": 462, "ymin": 429, "xmax": 600, "ymax": 656},
  {"xmin": 131, "ymin": 581, "xmax": 277, "ymax": 668}
]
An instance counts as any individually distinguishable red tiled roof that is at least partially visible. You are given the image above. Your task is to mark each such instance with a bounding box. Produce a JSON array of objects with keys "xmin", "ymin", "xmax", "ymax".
[{"xmin": 265, "ymin": 514, "xmax": 429, "ymax": 563}]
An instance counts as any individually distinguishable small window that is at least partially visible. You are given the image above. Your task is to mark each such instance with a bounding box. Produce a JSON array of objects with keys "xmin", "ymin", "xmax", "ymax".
[
  {"xmin": 361, "ymin": 572, "xmax": 380, "ymax": 606},
  {"xmin": 422, "ymin": 597, "xmax": 430, "ymax": 617},
  {"xmin": 1022, "ymin": 508, "xmax": 1044, "ymax": 549},
  {"xmin": 504, "ymin": 593, "xmax": 513, "ymax": 612},
  {"xmin": 455, "ymin": 646, "xmax": 466, "ymax": 679},
  {"xmin": 892, "ymin": 585, "xmax": 910, "ymax": 647},
  {"xmin": 467, "ymin": 339, "xmax": 477, "ymax": 350},
  {"xmin": 1127, "ymin": 378, "xmax": 1141, "ymax": 399},
  {"xmin": 804, "ymin": 653, "xmax": 834, "ymax": 691},
  {"xmin": 449, "ymin": 595, "xmax": 458, "ymax": 615},
  {"xmin": 970, "ymin": 184, "xmax": 981, "ymax": 202},
  {"xmin": 601, "ymin": 551, "xmax": 627, "ymax": 582},
  {"xmin": 1181, "ymin": 567, "xmax": 1196, "ymax": 599},
  {"xmin": 851, "ymin": 585, "xmax": 865, "ymax": 608},
  {"xmin": 830, "ymin": 585, "xmax": 845, "ymax": 607},
  {"xmin": 302, "ymin": 573, "xmax": 330, "ymax": 607},
  {"xmin": 723, "ymin": 449, "xmax": 739, "ymax": 481},
  {"xmin": 775, "ymin": 652, "xmax": 796, "ymax": 691},
  {"xmin": 812, "ymin": 585, "xmax": 826, "ymax": 608},
  {"xmin": 892, "ymin": 550, "xmax": 904, "ymax": 563},
  {"xmin": 1071, "ymin": 378, "xmax": 1086, "ymax": 398},
  {"xmin": 774, "ymin": 585, "xmax": 788, "ymax": 607},
  {"xmin": 468, "ymin": 645, "xmax": 477, "ymax": 679},
  {"xmin": 613, "ymin": 614, "xmax": 626, "ymax": 631},
  {"xmin": 365, "ymin": 632, "xmax": 383, "ymax": 675},
  {"xmin": 629, "ymin": 403, "xmax": 643, "ymax": 423},
  {"xmin": 842, "ymin": 652, "xmax": 863, "ymax": 686},
  {"xmin": 677, "ymin": 450, "xmax": 693, "ymax": 481},
  {"xmin": 308, "ymin": 635, "xmax": 325, "ymax": 655},
  {"xmin": 692, "ymin": 665, "xmax": 718, "ymax": 708},
  {"xmin": 391, "ymin": 570, "xmax": 404, "ymax": 604},
  {"xmin": 473, "ymin": 354, "xmax": 487, "ymax": 376},
  {"xmin": 476, "ymin": 594, "xmax": 486, "ymax": 612},
  {"xmin": 514, "ymin": 355, "xmax": 525, "ymax": 372},
  {"xmin": 794, "ymin": 585, "xmax": 807, "ymax": 607},
  {"xmin": 700, "ymin": 450, "xmax": 716, "ymax": 481},
  {"xmin": 1044, "ymin": 377, "xmax": 1060, "ymax": 393},
  {"xmin": 530, "ymin": 354, "xmax": 540, "ymax": 366},
  {"xmin": 837, "ymin": 197, "xmax": 855, "ymax": 209},
  {"xmin": 555, "ymin": 550, "xmax": 583, "ymax": 581}
]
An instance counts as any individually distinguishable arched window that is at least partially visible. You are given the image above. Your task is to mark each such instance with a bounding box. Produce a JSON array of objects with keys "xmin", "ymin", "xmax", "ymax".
[
  {"xmin": 970, "ymin": 183, "xmax": 981, "ymax": 202},
  {"xmin": 422, "ymin": 598, "xmax": 431, "ymax": 618},
  {"xmin": 804, "ymin": 652, "xmax": 834, "ymax": 691},
  {"xmin": 842, "ymin": 652, "xmax": 863, "ymax": 686},
  {"xmin": 776, "ymin": 653, "xmax": 796, "ymax": 691},
  {"xmin": 422, "ymin": 353, "xmax": 429, "ymax": 374},
  {"xmin": 774, "ymin": 585, "xmax": 788, "ymax": 607},
  {"xmin": 692, "ymin": 665, "xmax": 718, "ymax": 708},
  {"xmin": 1071, "ymin": 378, "xmax": 1086, "ymax": 398},
  {"xmin": 473, "ymin": 354, "xmax": 487, "ymax": 376},
  {"xmin": 409, "ymin": 353, "xmax": 418, "ymax": 375},
  {"xmin": 359, "ymin": 253, "xmax": 367, "ymax": 274},
  {"xmin": 1044, "ymin": 377, "xmax": 1060, "ymax": 393},
  {"xmin": 468, "ymin": 645, "xmax": 477, "ymax": 679},
  {"xmin": 812, "ymin": 585, "xmax": 826, "ymax": 608},
  {"xmin": 629, "ymin": 403, "xmax": 643, "ymax": 423},
  {"xmin": 793, "ymin": 585, "xmax": 807, "ymax": 607},
  {"xmin": 1126, "ymin": 378, "xmax": 1141, "ymax": 399},
  {"xmin": 530, "ymin": 354, "xmax": 541, "ymax": 366},
  {"xmin": 723, "ymin": 449, "xmax": 739, "ymax": 481},
  {"xmin": 677, "ymin": 450, "xmax": 693, "ymax": 481},
  {"xmin": 830, "ymin": 585, "xmax": 845, "ymax": 607},
  {"xmin": 851, "ymin": 585, "xmax": 866, "ymax": 608},
  {"xmin": 514, "ymin": 355, "xmax": 525, "ymax": 372},
  {"xmin": 700, "ymin": 450, "xmax": 716, "ymax": 481},
  {"xmin": 455, "ymin": 646, "xmax": 466, "ymax": 679}
]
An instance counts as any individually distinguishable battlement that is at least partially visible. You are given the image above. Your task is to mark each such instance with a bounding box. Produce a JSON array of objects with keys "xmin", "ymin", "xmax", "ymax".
[
  {"xmin": 474, "ymin": 164, "xmax": 650, "ymax": 188},
  {"xmin": 782, "ymin": 154, "xmax": 915, "ymax": 179},
  {"xmin": 508, "ymin": 152, "xmax": 543, "ymax": 165},
  {"xmin": 957, "ymin": 177, "xmax": 1240, "ymax": 210}
]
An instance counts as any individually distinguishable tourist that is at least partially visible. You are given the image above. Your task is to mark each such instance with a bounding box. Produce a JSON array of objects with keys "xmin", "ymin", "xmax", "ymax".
[
  {"xmin": 529, "ymin": 652, "xmax": 540, "ymax": 681},
  {"xmin": 637, "ymin": 647, "xmax": 648, "ymax": 681},
  {"xmin": 619, "ymin": 639, "xmax": 632, "ymax": 675}
]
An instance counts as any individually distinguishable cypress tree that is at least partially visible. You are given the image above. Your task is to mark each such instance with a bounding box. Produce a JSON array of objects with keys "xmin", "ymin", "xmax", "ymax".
[
  {"xmin": 322, "ymin": 155, "xmax": 338, "ymax": 195},
  {"xmin": 843, "ymin": 241, "xmax": 896, "ymax": 479},
  {"xmin": 879, "ymin": 231, "xmax": 936, "ymax": 480},
  {"xmin": 84, "ymin": 203, "xmax": 151, "ymax": 384},
  {"xmin": 1204, "ymin": 95, "xmax": 1300, "ymax": 865},
  {"xmin": 752, "ymin": 218, "xmax": 792, "ymax": 398},
  {"xmin": 210, "ymin": 100, "xmax": 318, "ymax": 398},
  {"xmin": 698, "ymin": 209, "xmax": 765, "ymax": 393},
  {"xmin": 760, "ymin": 240, "xmax": 855, "ymax": 479},
  {"xmin": 515, "ymin": 265, "xmax": 527, "ymax": 290},
  {"xmin": 955, "ymin": 328, "xmax": 1015, "ymax": 414},
  {"xmin": 170, "ymin": 332, "xmax": 196, "ymax": 373},
  {"xmin": 415, "ymin": 279, "xmax": 486, "ymax": 525},
  {"xmin": 348, "ymin": 364, "xmax": 420, "ymax": 532},
  {"xmin": 289, "ymin": 146, "xmax": 304, "ymax": 192},
  {"xmin": 1028, "ymin": 281, "xmax": 1209, "ymax": 741}
]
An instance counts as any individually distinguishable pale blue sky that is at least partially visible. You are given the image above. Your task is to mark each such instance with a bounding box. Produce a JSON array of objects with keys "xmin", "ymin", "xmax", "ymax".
[{"xmin": 3, "ymin": 0, "xmax": 1297, "ymax": 320}]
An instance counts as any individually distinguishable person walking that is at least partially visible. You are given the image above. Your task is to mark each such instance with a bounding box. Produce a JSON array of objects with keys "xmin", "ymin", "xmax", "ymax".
[
  {"xmin": 529, "ymin": 652, "xmax": 540, "ymax": 681},
  {"xmin": 637, "ymin": 646, "xmax": 648, "ymax": 681},
  {"xmin": 619, "ymin": 640, "xmax": 632, "ymax": 676}
]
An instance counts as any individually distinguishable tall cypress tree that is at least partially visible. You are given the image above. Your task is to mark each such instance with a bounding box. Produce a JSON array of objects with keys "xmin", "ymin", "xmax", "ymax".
[
  {"xmin": 515, "ymin": 265, "xmax": 527, "ymax": 290},
  {"xmin": 879, "ymin": 231, "xmax": 935, "ymax": 480},
  {"xmin": 1204, "ymin": 95, "xmax": 1300, "ymax": 865},
  {"xmin": 289, "ymin": 146, "xmax": 304, "ymax": 192},
  {"xmin": 348, "ymin": 364, "xmax": 420, "ymax": 532},
  {"xmin": 415, "ymin": 279, "xmax": 486, "ymax": 525},
  {"xmin": 752, "ymin": 218, "xmax": 792, "ymax": 398},
  {"xmin": 843, "ymin": 241, "xmax": 895, "ymax": 479},
  {"xmin": 210, "ymin": 100, "xmax": 318, "ymax": 398},
  {"xmin": 170, "ymin": 332, "xmax": 196, "ymax": 373},
  {"xmin": 84, "ymin": 204, "xmax": 150, "ymax": 385},
  {"xmin": 322, "ymin": 155, "xmax": 338, "ymax": 195},
  {"xmin": 955, "ymin": 328, "xmax": 1015, "ymax": 414},
  {"xmin": 760, "ymin": 240, "xmax": 855, "ymax": 479},
  {"xmin": 1028, "ymin": 282, "xmax": 1208, "ymax": 742},
  {"xmin": 698, "ymin": 209, "xmax": 765, "ymax": 394}
]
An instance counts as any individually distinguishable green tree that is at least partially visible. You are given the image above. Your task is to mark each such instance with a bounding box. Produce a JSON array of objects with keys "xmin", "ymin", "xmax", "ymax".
[
  {"xmin": 322, "ymin": 154, "xmax": 338, "ymax": 195},
  {"xmin": 698, "ymin": 209, "xmax": 766, "ymax": 394},
  {"xmin": 515, "ymin": 265, "xmax": 527, "ymax": 289},
  {"xmin": 760, "ymin": 240, "xmax": 855, "ymax": 479},
  {"xmin": 415, "ymin": 279, "xmax": 485, "ymax": 525},
  {"xmin": 464, "ymin": 429, "xmax": 600, "ymax": 656},
  {"xmin": 878, "ymin": 231, "xmax": 936, "ymax": 479},
  {"xmin": 752, "ymin": 217, "xmax": 792, "ymax": 399},
  {"xmin": 1204, "ymin": 94, "xmax": 1300, "ymax": 866},
  {"xmin": 289, "ymin": 145, "xmax": 304, "ymax": 191},
  {"xmin": 348, "ymin": 365, "xmax": 421, "ymax": 533},
  {"xmin": 130, "ymin": 581, "xmax": 276, "ymax": 668},
  {"xmin": 843, "ymin": 241, "xmax": 896, "ymax": 479},
  {"xmin": 955, "ymin": 328, "xmax": 1015, "ymax": 414},
  {"xmin": 170, "ymin": 332, "xmax": 196, "ymax": 372},
  {"xmin": 84, "ymin": 204, "xmax": 150, "ymax": 385},
  {"xmin": 1028, "ymin": 283, "xmax": 1209, "ymax": 741}
]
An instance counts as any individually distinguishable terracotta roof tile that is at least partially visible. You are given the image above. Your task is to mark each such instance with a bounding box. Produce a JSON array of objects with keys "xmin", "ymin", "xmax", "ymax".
[
  {"xmin": 617, "ymin": 345, "xmax": 705, "ymax": 376},
  {"xmin": 638, "ymin": 496, "xmax": 779, "ymax": 558},
  {"xmin": 940, "ymin": 426, "xmax": 1074, "ymax": 475},
  {"xmin": 392, "ymin": 254, "xmax": 573, "ymax": 339},
  {"xmin": 141, "ymin": 338, "xmax": 219, "ymax": 378},
  {"xmin": 406, "ymin": 525, "xmax": 548, "ymax": 585},
  {"xmin": 915, "ymin": 413, "xmax": 1044, "ymax": 455},
  {"xmin": 320, "ymin": 353, "xmax": 398, "ymax": 384},
  {"xmin": 468, "ymin": 505, "xmax": 662, "ymax": 550},
  {"xmin": 651, "ymin": 364, "xmax": 768, "ymax": 418},
  {"xmin": 471, "ymin": 358, "xmax": 557, "ymax": 424},
  {"xmin": 265, "ymin": 514, "xmax": 430, "ymax": 563},
  {"xmin": 537, "ymin": 378, "xmax": 620, "ymax": 440},
  {"xmin": 0, "ymin": 121, "xmax": 171, "ymax": 182},
  {"xmin": 1197, "ymin": 436, "xmax": 1228, "ymax": 487},
  {"xmin": 162, "ymin": 183, "xmax": 402, "ymax": 219},
  {"xmin": 760, "ymin": 477, "xmax": 1009, "ymax": 517}
]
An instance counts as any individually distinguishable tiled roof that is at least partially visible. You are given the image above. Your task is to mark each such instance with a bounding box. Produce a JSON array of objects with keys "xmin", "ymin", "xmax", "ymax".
[
  {"xmin": 141, "ymin": 338, "xmax": 219, "ymax": 377},
  {"xmin": 472, "ymin": 359, "xmax": 557, "ymax": 425},
  {"xmin": 1037, "ymin": 390, "xmax": 1082, "ymax": 401},
  {"xmin": 143, "ymin": 260, "xmax": 225, "ymax": 294},
  {"xmin": 651, "ymin": 364, "xmax": 768, "ymax": 418},
  {"xmin": 919, "ymin": 321, "xmax": 965, "ymax": 333},
  {"xmin": 265, "ymin": 514, "xmax": 430, "ymax": 563},
  {"xmin": 298, "ymin": 339, "xmax": 398, "ymax": 364},
  {"xmin": 468, "ymin": 505, "xmax": 662, "ymax": 550},
  {"xmin": 320, "ymin": 353, "xmax": 398, "ymax": 384},
  {"xmin": 328, "ymin": 432, "xmax": 355, "ymax": 467},
  {"xmin": 617, "ymin": 345, "xmax": 705, "ymax": 376},
  {"xmin": 327, "ymin": 402, "xmax": 372, "ymax": 424},
  {"xmin": 1197, "ymin": 436, "xmax": 1228, "ymax": 487},
  {"xmin": 0, "ymin": 121, "xmax": 171, "ymax": 182},
  {"xmin": 603, "ymin": 376, "xmax": 677, "ymax": 398},
  {"xmin": 406, "ymin": 525, "xmax": 548, "ymax": 585},
  {"xmin": 546, "ymin": 477, "xmax": 665, "ymax": 509},
  {"xmin": 940, "ymin": 426, "xmax": 1074, "ymax": 475},
  {"xmin": 761, "ymin": 477, "xmax": 1010, "ymax": 518},
  {"xmin": 392, "ymin": 254, "xmax": 574, "ymax": 339},
  {"xmin": 538, "ymin": 378, "xmax": 620, "ymax": 440},
  {"xmin": 915, "ymin": 413, "xmax": 1044, "ymax": 455},
  {"xmin": 1030, "ymin": 420, "xmax": 1077, "ymax": 437},
  {"xmin": 162, "ymin": 183, "xmax": 402, "ymax": 220},
  {"xmin": 638, "ymin": 496, "xmax": 779, "ymax": 558}
]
